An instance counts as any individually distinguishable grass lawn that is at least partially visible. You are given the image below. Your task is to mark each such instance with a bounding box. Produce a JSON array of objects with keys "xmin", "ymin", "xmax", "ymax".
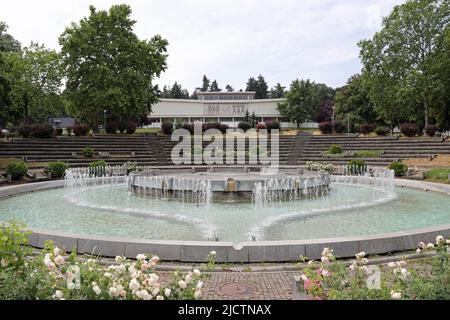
[
  {"xmin": 424, "ymin": 168, "xmax": 450, "ymax": 183},
  {"xmin": 354, "ymin": 150, "xmax": 384, "ymax": 158},
  {"xmin": 135, "ymin": 127, "xmax": 160, "ymax": 133}
]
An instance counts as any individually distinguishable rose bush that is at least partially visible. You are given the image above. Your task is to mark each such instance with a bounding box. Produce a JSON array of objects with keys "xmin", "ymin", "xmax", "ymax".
[{"xmin": 0, "ymin": 223, "xmax": 214, "ymax": 300}]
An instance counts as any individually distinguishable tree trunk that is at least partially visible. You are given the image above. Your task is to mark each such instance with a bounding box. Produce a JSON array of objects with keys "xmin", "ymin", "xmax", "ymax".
[{"xmin": 424, "ymin": 102, "xmax": 429, "ymax": 129}]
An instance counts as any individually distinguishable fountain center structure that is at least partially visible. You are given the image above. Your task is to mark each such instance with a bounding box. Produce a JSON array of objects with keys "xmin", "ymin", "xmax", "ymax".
[{"xmin": 128, "ymin": 167, "xmax": 331, "ymax": 204}]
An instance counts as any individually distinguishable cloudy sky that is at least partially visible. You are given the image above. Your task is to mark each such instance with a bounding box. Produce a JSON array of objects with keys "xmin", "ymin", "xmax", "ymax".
[{"xmin": 1, "ymin": 0, "xmax": 404, "ymax": 92}]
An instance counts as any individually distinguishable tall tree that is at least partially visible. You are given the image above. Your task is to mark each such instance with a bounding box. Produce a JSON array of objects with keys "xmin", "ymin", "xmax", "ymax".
[
  {"xmin": 0, "ymin": 54, "xmax": 13, "ymax": 127},
  {"xmin": 59, "ymin": 5, "xmax": 168, "ymax": 128},
  {"xmin": 209, "ymin": 80, "xmax": 221, "ymax": 92},
  {"xmin": 277, "ymin": 79, "xmax": 318, "ymax": 128},
  {"xmin": 4, "ymin": 43, "xmax": 64, "ymax": 124},
  {"xmin": 225, "ymin": 84, "xmax": 234, "ymax": 92},
  {"xmin": 0, "ymin": 22, "xmax": 21, "ymax": 53},
  {"xmin": 246, "ymin": 75, "xmax": 269, "ymax": 99},
  {"xmin": 335, "ymin": 74, "xmax": 377, "ymax": 130},
  {"xmin": 269, "ymin": 83, "xmax": 286, "ymax": 98},
  {"xmin": 161, "ymin": 82, "xmax": 190, "ymax": 99},
  {"xmin": 197, "ymin": 75, "xmax": 210, "ymax": 92},
  {"xmin": 359, "ymin": 0, "xmax": 449, "ymax": 128}
]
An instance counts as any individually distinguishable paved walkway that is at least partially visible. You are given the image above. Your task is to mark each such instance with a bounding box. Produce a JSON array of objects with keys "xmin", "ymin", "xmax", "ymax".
[{"xmin": 202, "ymin": 271, "xmax": 299, "ymax": 300}]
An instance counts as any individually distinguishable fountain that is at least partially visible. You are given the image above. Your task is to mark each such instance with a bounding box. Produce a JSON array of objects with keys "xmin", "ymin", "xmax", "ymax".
[{"xmin": 127, "ymin": 167, "xmax": 331, "ymax": 204}]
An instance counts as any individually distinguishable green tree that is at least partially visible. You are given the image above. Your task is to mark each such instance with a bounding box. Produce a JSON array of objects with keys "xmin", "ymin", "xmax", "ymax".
[
  {"xmin": 197, "ymin": 75, "xmax": 210, "ymax": 92},
  {"xmin": 0, "ymin": 55, "xmax": 13, "ymax": 127},
  {"xmin": 59, "ymin": 5, "xmax": 168, "ymax": 129},
  {"xmin": 0, "ymin": 22, "xmax": 21, "ymax": 53},
  {"xmin": 210, "ymin": 80, "xmax": 221, "ymax": 92},
  {"xmin": 359, "ymin": 0, "xmax": 449, "ymax": 128},
  {"xmin": 225, "ymin": 84, "xmax": 234, "ymax": 92},
  {"xmin": 277, "ymin": 79, "xmax": 318, "ymax": 128},
  {"xmin": 161, "ymin": 82, "xmax": 190, "ymax": 99},
  {"xmin": 335, "ymin": 74, "xmax": 377, "ymax": 130},
  {"xmin": 246, "ymin": 75, "xmax": 268, "ymax": 99},
  {"xmin": 4, "ymin": 43, "xmax": 64, "ymax": 124},
  {"xmin": 269, "ymin": 83, "xmax": 286, "ymax": 98}
]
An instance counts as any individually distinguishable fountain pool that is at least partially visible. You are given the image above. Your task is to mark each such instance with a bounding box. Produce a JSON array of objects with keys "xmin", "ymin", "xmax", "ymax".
[{"xmin": 0, "ymin": 168, "xmax": 449, "ymax": 245}]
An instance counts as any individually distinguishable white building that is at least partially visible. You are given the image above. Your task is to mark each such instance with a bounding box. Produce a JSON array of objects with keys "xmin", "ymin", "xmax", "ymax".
[{"xmin": 149, "ymin": 91, "xmax": 317, "ymax": 128}]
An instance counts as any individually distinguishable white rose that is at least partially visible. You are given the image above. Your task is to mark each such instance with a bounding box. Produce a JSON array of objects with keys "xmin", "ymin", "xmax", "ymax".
[
  {"xmin": 129, "ymin": 279, "xmax": 140, "ymax": 292},
  {"xmin": 196, "ymin": 281, "xmax": 204, "ymax": 290},
  {"xmin": 93, "ymin": 285, "xmax": 102, "ymax": 296},
  {"xmin": 361, "ymin": 258, "xmax": 369, "ymax": 265},
  {"xmin": 141, "ymin": 262, "xmax": 149, "ymax": 271},
  {"xmin": 185, "ymin": 273, "xmax": 193, "ymax": 283},
  {"xmin": 44, "ymin": 253, "xmax": 52, "ymax": 265},
  {"xmin": 46, "ymin": 262, "xmax": 56, "ymax": 271},
  {"xmin": 104, "ymin": 272, "xmax": 113, "ymax": 279},
  {"xmin": 128, "ymin": 265, "xmax": 137, "ymax": 274},
  {"xmin": 178, "ymin": 280, "xmax": 187, "ymax": 289},
  {"xmin": 136, "ymin": 254, "xmax": 146, "ymax": 261},
  {"xmin": 209, "ymin": 250, "xmax": 216, "ymax": 256},
  {"xmin": 193, "ymin": 269, "xmax": 201, "ymax": 276},
  {"xmin": 152, "ymin": 287, "xmax": 160, "ymax": 296},
  {"xmin": 115, "ymin": 256, "xmax": 125, "ymax": 264},
  {"xmin": 300, "ymin": 274, "xmax": 308, "ymax": 281},
  {"xmin": 387, "ymin": 262, "xmax": 396, "ymax": 268},
  {"xmin": 436, "ymin": 235, "xmax": 445, "ymax": 245},
  {"xmin": 53, "ymin": 290, "xmax": 64, "ymax": 300},
  {"xmin": 194, "ymin": 290, "xmax": 202, "ymax": 300},
  {"xmin": 416, "ymin": 248, "xmax": 422, "ymax": 254},
  {"xmin": 53, "ymin": 247, "xmax": 61, "ymax": 256},
  {"xmin": 109, "ymin": 287, "xmax": 119, "ymax": 297},
  {"xmin": 54, "ymin": 255, "xmax": 65, "ymax": 266},
  {"xmin": 150, "ymin": 255, "xmax": 160, "ymax": 265},
  {"xmin": 1, "ymin": 258, "xmax": 8, "ymax": 267},
  {"xmin": 418, "ymin": 242, "xmax": 426, "ymax": 249},
  {"xmin": 156, "ymin": 295, "xmax": 164, "ymax": 300},
  {"xmin": 390, "ymin": 291, "xmax": 401, "ymax": 300},
  {"xmin": 116, "ymin": 264, "xmax": 126, "ymax": 274},
  {"xmin": 426, "ymin": 243, "xmax": 434, "ymax": 249},
  {"xmin": 164, "ymin": 288, "xmax": 171, "ymax": 297},
  {"xmin": 355, "ymin": 251, "xmax": 365, "ymax": 259},
  {"xmin": 307, "ymin": 260, "xmax": 314, "ymax": 265}
]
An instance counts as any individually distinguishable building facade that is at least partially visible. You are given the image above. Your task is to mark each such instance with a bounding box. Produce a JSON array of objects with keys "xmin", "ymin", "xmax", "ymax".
[{"xmin": 149, "ymin": 92, "xmax": 317, "ymax": 128}]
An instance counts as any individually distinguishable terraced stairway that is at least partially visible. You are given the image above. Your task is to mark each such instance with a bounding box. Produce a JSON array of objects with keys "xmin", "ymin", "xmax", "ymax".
[
  {"xmin": 294, "ymin": 135, "xmax": 450, "ymax": 166},
  {"xmin": 1, "ymin": 134, "xmax": 448, "ymax": 169}
]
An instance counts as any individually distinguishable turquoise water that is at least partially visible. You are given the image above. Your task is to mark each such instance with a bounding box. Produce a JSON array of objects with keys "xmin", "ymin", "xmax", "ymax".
[{"xmin": 0, "ymin": 184, "xmax": 449, "ymax": 243}]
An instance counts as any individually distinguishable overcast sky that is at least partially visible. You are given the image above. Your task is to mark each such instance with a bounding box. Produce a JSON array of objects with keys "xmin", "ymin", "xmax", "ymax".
[{"xmin": 1, "ymin": 0, "xmax": 405, "ymax": 92}]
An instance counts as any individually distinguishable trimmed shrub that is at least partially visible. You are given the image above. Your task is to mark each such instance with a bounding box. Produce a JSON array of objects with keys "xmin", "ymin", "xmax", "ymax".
[
  {"xmin": 161, "ymin": 121, "xmax": 174, "ymax": 135},
  {"xmin": 89, "ymin": 160, "xmax": 108, "ymax": 177},
  {"xmin": 31, "ymin": 123, "xmax": 54, "ymax": 139},
  {"xmin": 89, "ymin": 160, "xmax": 107, "ymax": 168},
  {"xmin": 328, "ymin": 144, "xmax": 343, "ymax": 154},
  {"xmin": 181, "ymin": 123, "xmax": 194, "ymax": 134},
  {"xmin": 73, "ymin": 124, "xmax": 89, "ymax": 136},
  {"xmin": 318, "ymin": 121, "xmax": 332, "ymax": 134},
  {"xmin": 202, "ymin": 122, "xmax": 221, "ymax": 132},
  {"xmin": 17, "ymin": 124, "xmax": 32, "ymax": 138},
  {"xmin": 400, "ymin": 123, "xmax": 418, "ymax": 137},
  {"xmin": 219, "ymin": 123, "xmax": 229, "ymax": 134},
  {"xmin": 359, "ymin": 123, "xmax": 375, "ymax": 135},
  {"xmin": 126, "ymin": 121, "xmax": 137, "ymax": 134},
  {"xmin": 106, "ymin": 120, "xmax": 119, "ymax": 134},
  {"xmin": 117, "ymin": 122, "xmax": 127, "ymax": 134},
  {"xmin": 82, "ymin": 146, "xmax": 94, "ymax": 158},
  {"xmin": 55, "ymin": 128, "xmax": 63, "ymax": 136},
  {"xmin": 334, "ymin": 121, "xmax": 346, "ymax": 133},
  {"xmin": 256, "ymin": 123, "xmax": 267, "ymax": 131},
  {"xmin": 389, "ymin": 161, "xmax": 408, "ymax": 177},
  {"xmin": 375, "ymin": 126, "xmax": 389, "ymax": 136},
  {"xmin": 347, "ymin": 159, "xmax": 367, "ymax": 174},
  {"xmin": 6, "ymin": 160, "xmax": 28, "ymax": 180},
  {"xmin": 425, "ymin": 125, "xmax": 439, "ymax": 137},
  {"xmin": 238, "ymin": 122, "xmax": 252, "ymax": 131},
  {"xmin": 47, "ymin": 162, "xmax": 68, "ymax": 178},
  {"xmin": 266, "ymin": 121, "xmax": 281, "ymax": 132}
]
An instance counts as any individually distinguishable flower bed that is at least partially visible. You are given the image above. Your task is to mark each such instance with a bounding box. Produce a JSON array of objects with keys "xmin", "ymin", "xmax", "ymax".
[
  {"xmin": 0, "ymin": 223, "xmax": 215, "ymax": 300},
  {"xmin": 294, "ymin": 236, "xmax": 449, "ymax": 300}
]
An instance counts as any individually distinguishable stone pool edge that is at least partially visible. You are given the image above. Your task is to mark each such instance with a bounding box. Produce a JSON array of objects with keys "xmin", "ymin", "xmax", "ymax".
[{"xmin": 0, "ymin": 179, "xmax": 449, "ymax": 263}]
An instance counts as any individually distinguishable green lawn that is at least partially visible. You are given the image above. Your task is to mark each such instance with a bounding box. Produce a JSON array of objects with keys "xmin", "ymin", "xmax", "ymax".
[
  {"xmin": 135, "ymin": 127, "xmax": 160, "ymax": 133},
  {"xmin": 354, "ymin": 150, "xmax": 384, "ymax": 158},
  {"xmin": 424, "ymin": 168, "xmax": 450, "ymax": 183}
]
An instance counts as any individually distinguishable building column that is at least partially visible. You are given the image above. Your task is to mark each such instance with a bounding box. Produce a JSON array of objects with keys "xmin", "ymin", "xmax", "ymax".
[{"xmin": 188, "ymin": 117, "xmax": 191, "ymax": 124}]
